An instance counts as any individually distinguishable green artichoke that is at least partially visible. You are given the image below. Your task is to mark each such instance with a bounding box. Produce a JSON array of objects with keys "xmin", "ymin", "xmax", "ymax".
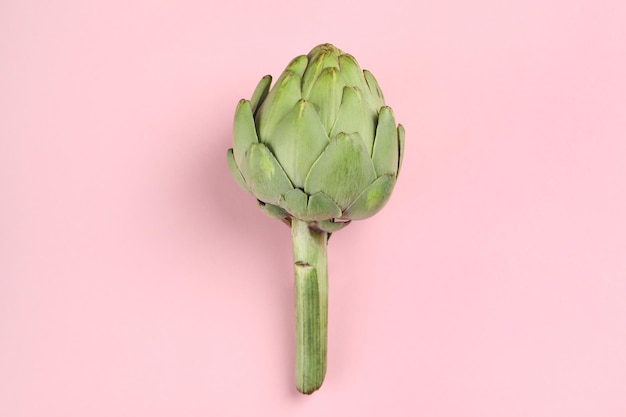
[{"xmin": 227, "ymin": 43, "xmax": 404, "ymax": 394}]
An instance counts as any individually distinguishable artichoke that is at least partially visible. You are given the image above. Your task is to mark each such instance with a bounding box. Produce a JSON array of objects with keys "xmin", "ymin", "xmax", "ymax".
[{"xmin": 226, "ymin": 43, "xmax": 404, "ymax": 394}]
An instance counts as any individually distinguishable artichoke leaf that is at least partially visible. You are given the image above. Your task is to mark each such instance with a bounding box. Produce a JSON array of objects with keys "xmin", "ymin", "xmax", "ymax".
[
  {"xmin": 250, "ymin": 75, "xmax": 272, "ymax": 115},
  {"xmin": 302, "ymin": 46, "xmax": 341, "ymax": 99},
  {"xmin": 397, "ymin": 124, "xmax": 405, "ymax": 176},
  {"xmin": 265, "ymin": 100, "xmax": 329, "ymax": 188},
  {"xmin": 330, "ymin": 87, "xmax": 377, "ymax": 156},
  {"xmin": 307, "ymin": 67, "xmax": 345, "ymax": 134},
  {"xmin": 342, "ymin": 175, "xmax": 395, "ymax": 220},
  {"xmin": 256, "ymin": 70, "xmax": 302, "ymax": 142},
  {"xmin": 243, "ymin": 143, "xmax": 294, "ymax": 205},
  {"xmin": 306, "ymin": 44, "xmax": 341, "ymax": 67},
  {"xmin": 315, "ymin": 219, "xmax": 351, "ymax": 233},
  {"xmin": 371, "ymin": 106, "xmax": 399, "ymax": 177},
  {"xmin": 337, "ymin": 54, "xmax": 369, "ymax": 93},
  {"xmin": 363, "ymin": 70, "xmax": 385, "ymax": 110},
  {"xmin": 226, "ymin": 148, "xmax": 252, "ymax": 195},
  {"xmin": 280, "ymin": 189, "xmax": 342, "ymax": 221},
  {"xmin": 233, "ymin": 99, "xmax": 259, "ymax": 167},
  {"xmin": 304, "ymin": 132, "xmax": 376, "ymax": 210},
  {"xmin": 258, "ymin": 200, "xmax": 290, "ymax": 220},
  {"xmin": 280, "ymin": 188, "xmax": 308, "ymax": 219},
  {"xmin": 284, "ymin": 54, "xmax": 309, "ymax": 78},
  {"xmin": 304, "ymin": 192, "xmax": 342, "ymax": 221}
]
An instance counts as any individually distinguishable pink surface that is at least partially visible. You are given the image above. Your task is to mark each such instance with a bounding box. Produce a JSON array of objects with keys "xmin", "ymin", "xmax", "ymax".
[{"xmin": 2, "ymin": 0, "xmax": 626, "ymax": 415}]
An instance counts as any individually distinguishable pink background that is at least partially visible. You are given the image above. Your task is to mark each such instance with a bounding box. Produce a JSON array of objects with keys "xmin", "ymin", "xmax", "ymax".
[{"xmin": 2, "ymin": 0, "xmax": 626, "ymax": 415}]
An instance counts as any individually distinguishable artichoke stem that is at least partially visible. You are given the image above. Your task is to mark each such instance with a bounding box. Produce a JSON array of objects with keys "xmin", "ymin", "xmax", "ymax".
[{"xmin": 291, "ymin": 218, "xmax": 328, "ymax": 394}]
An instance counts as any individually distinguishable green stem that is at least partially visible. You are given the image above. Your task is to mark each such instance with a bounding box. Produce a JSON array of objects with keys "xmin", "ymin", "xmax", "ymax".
[{"xmin": 291, "ymin": 218, "xmax": 328, "ymax": 395}]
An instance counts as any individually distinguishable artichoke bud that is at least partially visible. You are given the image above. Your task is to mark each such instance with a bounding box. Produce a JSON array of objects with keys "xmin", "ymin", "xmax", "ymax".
[{"xmin": 228, "ymin": 43, "xmax": 404, "ymax": 227}]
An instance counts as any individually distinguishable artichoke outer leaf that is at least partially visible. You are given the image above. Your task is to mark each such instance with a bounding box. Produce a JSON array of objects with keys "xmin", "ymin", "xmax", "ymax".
[
  {"xmin": 337, "ymin": 54, "xmax": 369, "ymax": 93},
  {"xmin": 279, "ymin": 188, "xmax": 308, "ymax": 219},
  {"xmin": 363, "ymin": 70, "xmax": 385, "ymax": 110},
  {"xmin": 342, "ymin": 174, "xmax": 395, "ymax": 220},
  {"xmin": 265, "ymin": 100, "xmax": 330, "ymax": 188},
  {"xmin": 226, "ymin": 148, "xmax": 252, "ymax": 195},
  {"xmin": 307, "ymin": 67, "xmax": 345, "ymax": 134},
  {"xmin": 302, "ymin": 46, "xmax": 341, "ymax": 99},
  {"xmin": 371, "ymin": 106, "xmax": 399, "ymax": 177},
  {"xmin": 304, "ymin": 192, "xmax": 342, "ymax": 221},
  {"xmin": 284, "ymin": 54, "xmax": 309, "ymax": 78},
  {"xmin": 243, "ymin": 143, "xmax": 294, "ymax": 205},
  {"xmin": 256, "ymin": 71, "xmax": 302, "ymax": 142},
  {"xmin": 304, "ymin": 132, "xmax": 377, "ymax": 210},
  {"xmin": 397, "ymin": 124, "xmax": 405, "ymax": 176},
  {"xmin": 250, "ymin": 75, "xmax": 272, "ymax": 115},
  {"xmin": 315, "ymin": 219, "xmax": 351, "ymax": 233},
  {"xmin": 330, "ymin": 87, "xmax": 377, "ymax": 156},
  {"xmin": 233, "ymin": 99, "xmax": 260, "ymax": 167},
  {"xmin": 307, "ymin": 43, "xmax": 342, "ymax": 66},
  {"xmin": 257, "ymin": 200, "xmax": 290, "ymax": 221}
]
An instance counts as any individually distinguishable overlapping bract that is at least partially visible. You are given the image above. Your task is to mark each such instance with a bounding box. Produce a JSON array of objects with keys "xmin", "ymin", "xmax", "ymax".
[{"xmin": 227, "ymin": 44, "xmax": 404, "ymax": 233}]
